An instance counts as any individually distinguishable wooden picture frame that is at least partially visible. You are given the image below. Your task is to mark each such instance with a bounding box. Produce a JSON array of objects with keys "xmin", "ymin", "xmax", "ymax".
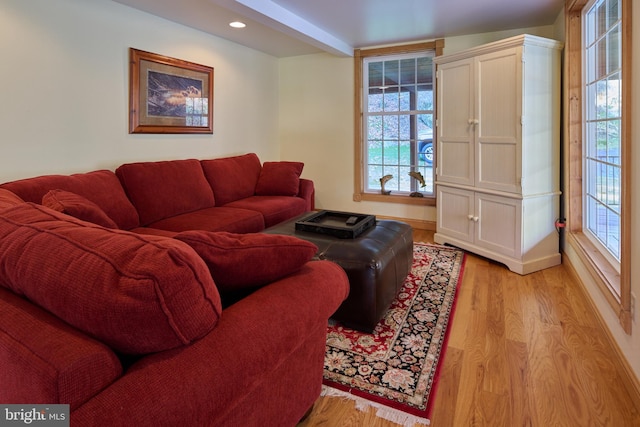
[{"xmin": 129, "ymin": 48, "xmax": 213, "ymax": 134}]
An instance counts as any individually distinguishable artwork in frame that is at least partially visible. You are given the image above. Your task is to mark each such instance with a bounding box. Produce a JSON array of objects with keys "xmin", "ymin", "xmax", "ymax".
[{"xmin": 129, "ymin": 48, "xmax": 213, "ymax": 134}]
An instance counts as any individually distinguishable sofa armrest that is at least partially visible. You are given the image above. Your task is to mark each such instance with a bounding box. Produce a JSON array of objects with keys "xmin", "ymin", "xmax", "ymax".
[
  {"xmin": 298, "ymin": 178, "xmax": 315, "ymax": 211},
  {"xmin": 72, "ymin": 260, "xmax": 349, "ymax": 426},
  {"xmin": 0, "ymin": 288, "xmax": 122, "ymax": 410}
]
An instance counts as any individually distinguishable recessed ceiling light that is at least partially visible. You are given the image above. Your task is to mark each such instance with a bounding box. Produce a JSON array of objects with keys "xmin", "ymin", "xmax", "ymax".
[{"xmin": 229, "ymin": 21, "xmax": 246, "ymax": 29}]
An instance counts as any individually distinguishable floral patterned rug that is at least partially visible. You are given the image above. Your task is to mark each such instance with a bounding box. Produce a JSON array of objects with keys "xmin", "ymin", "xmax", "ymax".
[{"xmin": 322, "ymin": 243, "xmax": 465, "ymax": 426}]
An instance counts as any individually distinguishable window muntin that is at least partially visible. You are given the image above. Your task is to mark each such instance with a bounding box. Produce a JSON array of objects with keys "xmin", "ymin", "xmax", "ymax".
[
  {"xmin": 583, "ymin": 0, "xmax": 622, "ymax": 271},
  {"xmin": 363, "ymin": 52, "xmax": 435, "ymax": 195}
]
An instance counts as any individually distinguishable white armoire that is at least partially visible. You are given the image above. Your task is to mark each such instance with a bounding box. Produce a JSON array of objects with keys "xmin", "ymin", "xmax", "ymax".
[{"xmin": 433, "ymin": 34, "xmax": 563, "ymax": 275}]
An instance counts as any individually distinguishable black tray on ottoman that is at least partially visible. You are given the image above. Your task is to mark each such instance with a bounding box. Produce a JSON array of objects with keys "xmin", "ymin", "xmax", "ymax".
[{"xmin": 295, "ymin": 210, "xmax": 376, "ymax": 239}]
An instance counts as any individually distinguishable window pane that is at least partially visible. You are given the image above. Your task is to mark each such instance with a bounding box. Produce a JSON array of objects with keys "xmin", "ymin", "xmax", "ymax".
[
  {"xmin": 399, "ymin": 140, "xmax": 411, "ymax": 165},
  {"xmin": 369, "ymin": 164, "xmax": 383, "ymax": 189},
  {"xmin": 587, "ymin": 196, "xmax": 597, "ymax": 231},
  {"xmin": 368, "ymin": 116, "xmax": 382, "ymax": 139},
  {"xmin": 596, "ymin": 80, "xmax": 607, "ymax": 119},
  {"xmin": 607, "ymin": 73, "xmax": 621, "ymax": 118},
  {"xmin": 417, "ymin": 86, "xmax": 433, "ymax": 110},
  {"xmin": 368, "ymin": 140, "xmax": 382, "ymax": 164},
  {"xmin": 595, "ymin": 161, "xmax": 604, "ymax": 200},
  {"xmin": 586, "ymin": 83, "xmax": 596, "ymax": 119},
  {"xmin": 417, "ymin": 114, "xmax": 432, "ymax": 138},
  {"xmin": 608, "ymin": 0, "xmax": 620, "ymax": 26},
  {"xmin": 399, "ymin": 114, "xmax": 411, "ymax": 139},
  {"xmin": 417, "ymin": 57, "xmax": 432, "ymax": 84},
  {"xmin": 368, "ymin": 62, "xmax": 382, "ymax": 88},
  {"xmin": 596, "ymin": 121, "xmax": 607, "ymax": 155},
  {"xmin": 383, "ymin": 166, "xmax": 398, "ymax": 190},
  {"xmin": 607, "ymin": 210, "xmax": 620, "ymax": 258},
  {"xmin": 586, "ymin": 7, "xmax": 596, "ymax": 45},
  {"xmin": 595, "ymin": 203, "xmax": 607, "ymax": 242},
  {"xmin": 400, "ymin": 59, "xmax": 415, "ymax": 84},
  {"xmin": 608, "ymin": 119, "xmax": 620, "ymax": 162},
  {"xmin": 384, "ymin": 60, "xmax": 399, "ymax": 86},
  {"xmin": 399, "ymin": 165, "xmax": 411, "ymax": 191},
  {"xmin": 368, "ymin": 90, "xmax": 383, "ymax": 113},
  {"xmin": 597, "ymin": 38, "xmax": 607, "ymax": 79},
  {"xmin": 611, "ymin": 166, "xmax": 621, "ymax": 212},
  {"xmin": 597, "ymin": 1, "xmax": 607, "ymax": 37},
  {"xmin": 383, "ymin": 115, "xmax": 398, "ymax": 139},
  {"xmin": 586, "ymin": 158, "xmax": 595, "ymax": 194},
  {"xmin": 608, "ymin": 24, "xmax": 620, "ymax": 73},
  {"xmin": 383, "ymin": 141, "xmax": 399, "ymax": 165},
  {"xmin": 383, "ymin": 88, "xmax": 399, "ymax": 112},
  {"xmin": 399, "ymin": 86, "xmax": 413, "ymax": 111}
]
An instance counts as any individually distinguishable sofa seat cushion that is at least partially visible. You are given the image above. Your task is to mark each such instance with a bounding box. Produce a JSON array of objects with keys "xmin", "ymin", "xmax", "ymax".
[
  {"xmin": 0, "ymin": 203, "xmax": 222, "ymax": 354},
  {"xmin": 0, "ymin": 288, "xmax": 122, "ymax": 410},
  {"xmin": 116, "ymin": 159, "xmax": 215, "ymax": 226},
  {"xmin": 223, "ymin": 196, "xmax": 307, "ymax": 228},
  {"xmin": 0, "ymin": 189, "xmax": 24, "ymax": 210},
  {"xmin": 255, "ymin": 161, "xmax": 304, "ymax": 196},
  {"xmin": 201, "ymin": 153, "xmax": 262, "ymax": 205},
  {"xmin": 145, "ymin": 206, "xmax": 265, "ymax": 234},
  {"xmin": 175, "ymin": 231, "xmax": 318, "ymax": 291},
  {"xmin": 42, "ymin": 189, "xmax": 119, "ymax": 229},
  {"xmin": 0, "ymin": 170, "xmax": 140, "ymax": 230}
]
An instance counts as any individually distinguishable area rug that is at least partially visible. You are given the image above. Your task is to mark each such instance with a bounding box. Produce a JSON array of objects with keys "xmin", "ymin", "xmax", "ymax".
[{"xmin": 322, "ymin": 243, "xmax": 465, "ymax": 426}]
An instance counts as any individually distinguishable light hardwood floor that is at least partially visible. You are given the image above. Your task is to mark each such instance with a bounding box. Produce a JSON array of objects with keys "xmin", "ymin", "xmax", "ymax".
[{"xmin": 299, "ymin": 229, "xmax": 640, "ymax": 427}]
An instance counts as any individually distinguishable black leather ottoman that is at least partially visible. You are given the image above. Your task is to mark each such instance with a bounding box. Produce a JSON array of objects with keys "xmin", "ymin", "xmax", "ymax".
[{"xmin": 264, "ymin": 214, "xmax": 413, "ymax": 332}]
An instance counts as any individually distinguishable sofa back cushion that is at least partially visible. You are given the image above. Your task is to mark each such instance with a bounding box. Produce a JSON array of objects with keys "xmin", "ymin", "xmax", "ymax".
[
  {"xmin": 200, "ymin": 153, "xmax": 262, "ymax": 205},
  {"xmin": 42, "ymin": 189, "xmax": 118, "ymax": 229},
  {"xmin": 0, "ymin": 170, "xmax": 140, "ymax": 230},
  {"xmin": 0, "ymin": 287, "xmax": 122, "ymax": 410},
  {"xmin": 0, "ymin": 189, "xmax": 24, "ymax": 211},
  {"xmin": 0, "ymin": 203, "xmax": 222, "ymax": 354},
  {"xmin": 116, "ymin": 159, "xmax": 215, "ymax": 226},
  {"xmin": 174, "ymin": 231, "xmax": 317, "ymax": 292},
  {"xmin": 255, "ymin": 161, "xmax": 304, "ymax": 196}
]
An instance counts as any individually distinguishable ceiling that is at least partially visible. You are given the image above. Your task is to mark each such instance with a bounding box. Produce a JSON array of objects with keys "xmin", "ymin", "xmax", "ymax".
[{"xmin": 111, "ymin": 0, "xmax": 565, "ymax": 57}]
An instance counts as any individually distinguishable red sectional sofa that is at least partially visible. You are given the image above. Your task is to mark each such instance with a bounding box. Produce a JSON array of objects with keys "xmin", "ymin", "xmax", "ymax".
[
  {"xmin": 1, "ymin": 153, "xmax": 314, "ymax": 236},
  {"xmin": 0, "ymin": 154, "xmax": 349, "ymax": 426}
]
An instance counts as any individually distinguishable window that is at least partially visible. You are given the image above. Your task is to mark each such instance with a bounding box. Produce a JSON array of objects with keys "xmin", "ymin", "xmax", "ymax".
[
  {"xmin": 584, "ymin": 0, "xmax": 622, "ymax": 265},
  {"xmin": 364, "ymin": 54, "xmax": 434, "ymax": 194},
  {"xmin": 566, "ymin": 0, "xmax": 631, "ymax": 333},
  {"xmin": 354, "ymin": 41, "xmax": 444, "ymax": 206}
]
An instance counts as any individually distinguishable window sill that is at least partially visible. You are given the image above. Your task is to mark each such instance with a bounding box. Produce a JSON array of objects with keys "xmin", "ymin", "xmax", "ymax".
[
  {"xmin": 567, "ymin": 231, "xmax": 630, "ymax": 333},
  {"xmin": 354, "ymin": 192, "xmax": 436, "ymax": 206}
]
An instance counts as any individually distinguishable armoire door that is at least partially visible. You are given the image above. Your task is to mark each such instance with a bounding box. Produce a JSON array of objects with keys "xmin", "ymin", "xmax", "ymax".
[
  {"xmin": 436, "ymin": 58, "xmax": 474, "ymax": 187},
  {"xmin": 475, "ymin": 48, "xmax": 522, "ymax": 194}
]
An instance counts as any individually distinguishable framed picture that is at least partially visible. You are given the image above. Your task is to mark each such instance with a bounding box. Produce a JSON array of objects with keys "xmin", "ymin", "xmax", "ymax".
[{"xmin": 129, "ymin": 48, "xmax": 213, "ymax": 134}]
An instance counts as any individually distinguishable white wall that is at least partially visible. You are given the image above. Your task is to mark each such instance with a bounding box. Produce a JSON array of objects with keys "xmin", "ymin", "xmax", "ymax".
[
  {"xmin": 279, "ymin": 25, "xmax": 558, "ymax": 222},
  {"xmin": 0, "ymin": 0, "xmax": 280, "ymax": 183},
  {"xmin": 443, "ymin": 24, "xmax": 558, "ymax": 55}
]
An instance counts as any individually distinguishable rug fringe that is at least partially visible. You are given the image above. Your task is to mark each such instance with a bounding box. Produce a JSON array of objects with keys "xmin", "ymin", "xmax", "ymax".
[{"xmin": 321, "ymin": 385, "xmax": 430, "ymax": 426}]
